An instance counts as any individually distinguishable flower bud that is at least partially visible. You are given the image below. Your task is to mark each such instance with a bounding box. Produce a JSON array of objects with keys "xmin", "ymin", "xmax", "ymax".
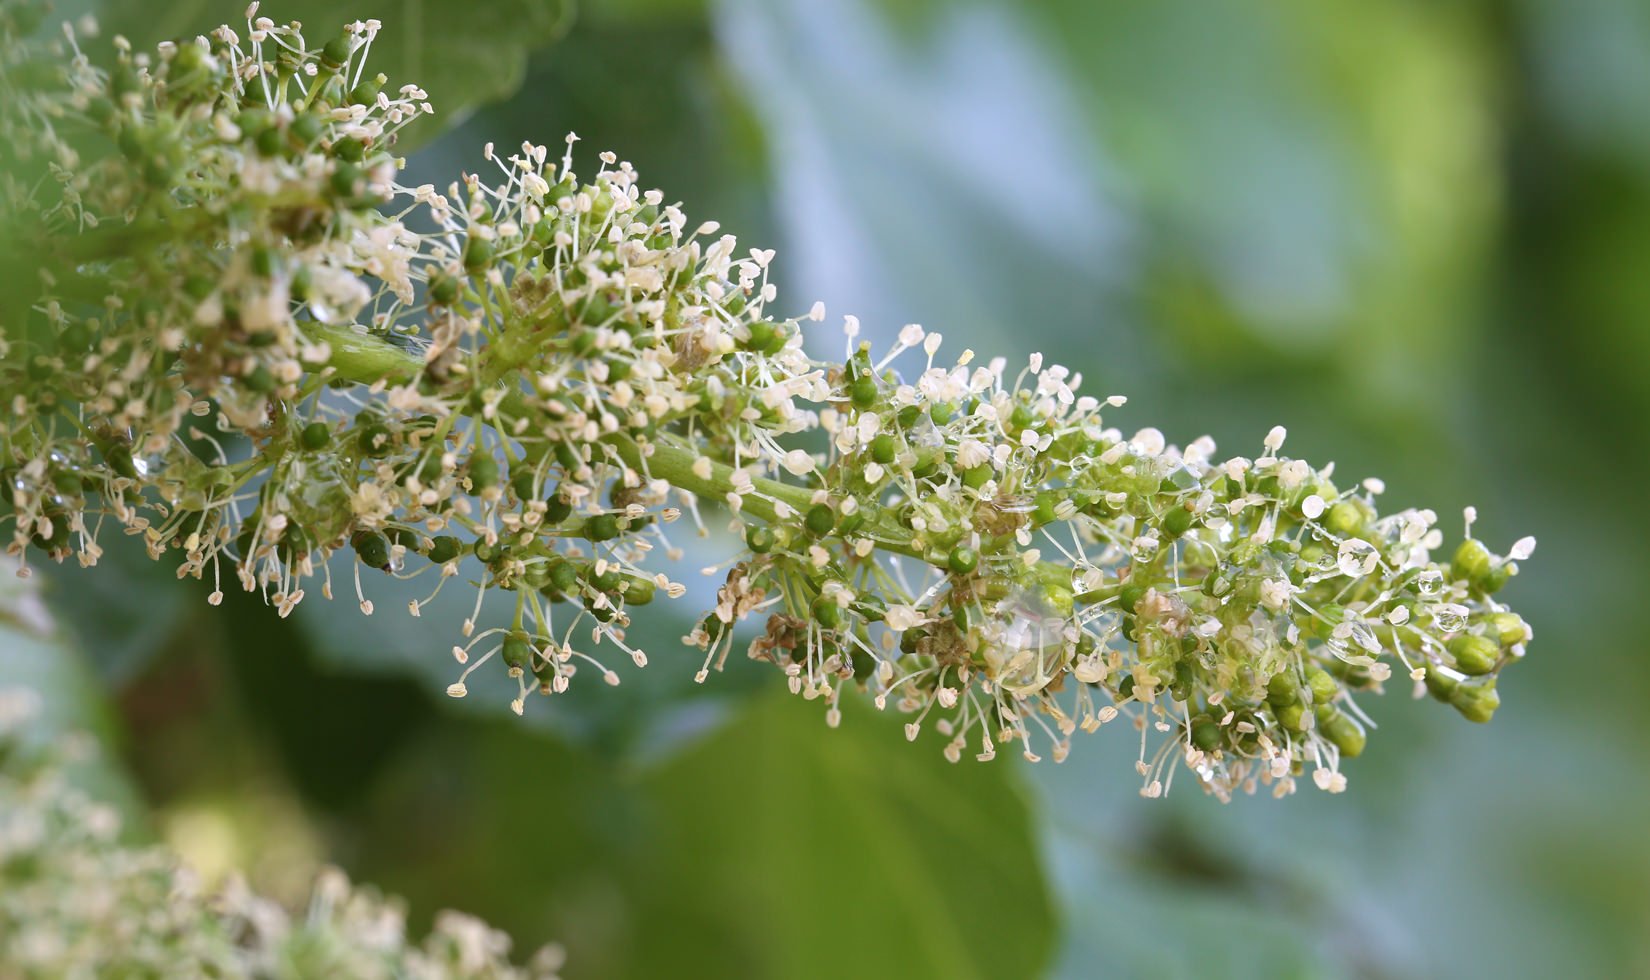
[
  {"xmin": 1451, "ymin": 538, "xmax": 1493, "ymax": 585},
  {"xmin": 1190, "ymin": 717, "xmax": 1221, "ymax": 752},
  {"xmin": 1448, "ymin": 679, "xmax": 1500, "ymax": 723},
  {"xmin": 812, "ymin": 596, "xmax": 842, "ymax": 630},
  {"xmin": 804, "ymin": 504, "xmax": 835, "ymax": 537},
  {"xmin": 1447, "ymin": 634, "xmax": 1499, "ymax": 676},
  {"xmin": 352, "ymin": 531, "xmax": 390, "ymax": 570}
]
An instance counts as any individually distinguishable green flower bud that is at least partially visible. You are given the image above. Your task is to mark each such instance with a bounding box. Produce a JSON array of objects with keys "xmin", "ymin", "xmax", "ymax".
[
  {"xmin": 1488, "ymin": 612, "xmax": 1529, "ymax": 647},
  {"xmin": 744, "ymin": 320, "xmax": 784, "ymax": 353},
  {"xmin": 466, "ymin": 453, "xmax": 498, "ymax": 491},
  {"xmin": 849, "ymin": 377, "xmax": 878, "ymax": 409},
  {"xmin": 352, "ymin": 531, "xmax": 390, "ymax": 570},
  {"xmin": 870, "ymin": 434, "xmax": 897, "ymax": 465},
  {"xmin": 357, "ymin": 422, "xmax": 392, "ymax": 457},
  {"xmin": 348, "ymin": 74, "xmax": 383, "ymax": 106},
  {"xmin": 255, "ymin": 124, "xmax": 285, "ymax": 157},
  {"xmin": 1316, "ymin": 707, "xmax": 1366, "ymax": 758},
  {"xmin": 1449, "ymin": 679, "xmax": 1500, "ymax": 723},
  {"xmin": 1479, "ymin": 562, "xmax": 1511, "ymax": 595},
  {"xmin": 544, "ymin": 492, "xmax": 573, "ymax": 525},
  {"xmin": 588, "ymin": 564, "xmax": 623, "ymax": 592},
  {"xmin": 547, "ymin": 558, "xmax": 579, "ymax": 595},
  {"xmin": 1274, "ymin": 700, "xmax": 1308, "ymax": 732},
  {"xmin": 1424, "ymin": 668, "xmax": 1459, "ymax": 702},
  {"xmin": 812, "ymin": 595, "xmax": 843, "ymax": 630},
  {"xmin": 1161, "ymin": 504, "xmax": 1193, "ymax": 538},
  {"xmin": 854, "ymin": 594, "xmax": 888, "ymax": 622},
  {"xmin": 502, "ymin": 631, "xmax": 533, "ymax": 670},
  {"xmin": 805, "ymin": 504, "xmax": 835, "ymax": 537},
  {"xmin": 428, "ymin": 272, "xmax": 461, "ymax": 306},
  {"xmin": 1267, "ymin": 669, "xmax": 1301, "ymax": 705},
  {"xmin": 1324, "ymin": 500, "xmax": 1364, "ymax": 536},
  {"xmin": 947, "ymin": 546, "xmax": 979, "ymax": 576},
  {"xmin": 58, "ymin": 319, "xmax": 95, "ymax": 353},
  {"xmin": 1448, "ymin": 633, "xmax": 1499, "ymax": 675},
  {"xmin": 282, "ymin": 524, "xmax": 314, "ymax": 561},
  {"xmin": 584, "ymin": 514, "xmax": 620, "ymax": 542},
  {"xmin": 747, "ymin": 525, "xmax": 775, "ymax": 554},
  {"xmin": 321, "ymin": 35, "xmax": 353, "ymax": 69},
  {"xmin": 334, "ymin": 136, "xmax": 366, "ymax": 162},
  {"xmin": 299, "ymin": 421, "xmax": 330, "ymax": 451},
  {"xmin": 329, "ymin": 161, "xmax": 362, "ymax": 197},
  {"xmin": 621, "ymin": 576, "xmax": 656, "ymax": 605},
  {"xmin": 1118, "ymin": 581, "xmax": 1149, "ymax": 616},
  {"xmin": 243, "ymin": 364, "xmax": 276, "ymax": 393},
  {"xmin": 289, "ymin": 112, "xmax": 322, "ymax": 146},
  {"xmin": 426, "ymin": 536, "xmax": 462, "ymax": 564},
  {"xmin": 1306, "ymin": 666, "xmax": 1338, "ymax": 705},
  {"xmin": 1190, "ymin": 717, "xmax": 1221, "ymax": 752},
  {"xmin": 1452, "ymin": 538, "xmax": 1493, "ymax": 585},
  {"xmin": 462, "ymin": 235, "xmax": 494, "ymax": 274}
]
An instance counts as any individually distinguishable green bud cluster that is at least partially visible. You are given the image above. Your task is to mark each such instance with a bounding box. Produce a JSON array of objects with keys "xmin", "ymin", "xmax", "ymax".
[{"xmin": 0, "ymin": 6, "xmax": 1536, "ymax": 799}]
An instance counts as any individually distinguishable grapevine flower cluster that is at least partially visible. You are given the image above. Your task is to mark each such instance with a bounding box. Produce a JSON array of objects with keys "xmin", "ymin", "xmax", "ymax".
[
  {"xmin": 0, "ymin": 687, "xmax": 564, "ymax": 978},
  {"xmin": 0, "ymin": 3, "xmax": 1536, "ymax": 798}
]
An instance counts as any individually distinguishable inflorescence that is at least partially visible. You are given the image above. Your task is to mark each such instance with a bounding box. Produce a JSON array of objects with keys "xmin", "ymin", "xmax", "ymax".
[
  {"xmin": 0, "ymin": 3, "xmax": 1536, "ymax": 798},
  {"xmin": 0, "ymin": 687, "xmax": 563, "ymax": 977}
]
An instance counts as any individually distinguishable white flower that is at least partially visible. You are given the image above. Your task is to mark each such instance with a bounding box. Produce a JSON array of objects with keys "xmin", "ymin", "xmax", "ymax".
[
  {"xmin": 885, "ymin": 604, "xmax": 924, "ymax": 632},
  {"xmin": 956, "ymin": 439, "xmax": 990, "ymax": 470},
  {"xmin": 307, "ymin": 265, "xmax": 371, "ymax": 323},
  {"xmin": 352, "ymin": 222, "xmax": 415, "ymax": 303},
  {"xmin": 781, "ymin": 449, "xmax": 814, "ymax": 476},
  {"xmin": 1278, "ymin": 459, "xmax": 1310, "ymax": 490},
  {"xmin": 1260, "ymin": 578, "xmax": 1296, "ymax": 612}
]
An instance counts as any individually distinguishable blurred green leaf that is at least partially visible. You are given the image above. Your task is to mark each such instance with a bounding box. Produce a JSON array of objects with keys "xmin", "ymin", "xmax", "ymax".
[
  {"xmin": 351, "ymin": 689, "xmax": 1055, "ymax": 979},
  {"xmin": 39, "ymin": 532, "xmax": 191, "ymax": 686},
  {"xmin": 637, "ymin": 692, "xmax": 1056, "ymax": 979},
  {"xmin": 0, "ymin": 558, "xmax": 145, "ymax": 827},
  {"xmin": 100, "ymin": 0, "xmax": 573, "ymax": 145}
]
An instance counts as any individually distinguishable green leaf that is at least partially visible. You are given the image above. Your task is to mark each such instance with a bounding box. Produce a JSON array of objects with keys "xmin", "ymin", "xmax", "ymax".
[
  {"xmin": 39, "ymin": 531, "xmax": 191, "ymax": 686},
  {"xmin": 635, "ymin": 691, "xmax": 1057, "ymax": 979},
  {"xmin": 0, "ymin": 558, "xmax": 145, "ymax": 826},
  {"xmin": 349, "ymin": 689, "xmax": 1056, "ymax": 978},
  {"xmin": 99, "ymin": 0, "xmax": 573, "ymax": 146}
]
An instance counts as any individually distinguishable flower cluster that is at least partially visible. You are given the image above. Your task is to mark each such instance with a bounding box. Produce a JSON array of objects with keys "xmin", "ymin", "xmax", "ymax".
[
  {"xmin": 0, "ymin": 688, "xmax": 563, "ymax": 978},
  {"xmin": 0, "ymin": 4, "xmax": 1535, "ymax": 797}
]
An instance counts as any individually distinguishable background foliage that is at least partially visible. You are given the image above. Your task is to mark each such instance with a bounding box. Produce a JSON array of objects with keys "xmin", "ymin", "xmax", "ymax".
[{"xmin": 8, "ymin": 0, "xmax": 1650, "ymax": 976}]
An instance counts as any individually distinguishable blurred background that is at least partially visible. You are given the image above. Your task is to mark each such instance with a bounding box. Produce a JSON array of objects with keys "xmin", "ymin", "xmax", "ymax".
[{"xmin": 7, "ymin": 0, "xmax": 1650, "ymax": 976}]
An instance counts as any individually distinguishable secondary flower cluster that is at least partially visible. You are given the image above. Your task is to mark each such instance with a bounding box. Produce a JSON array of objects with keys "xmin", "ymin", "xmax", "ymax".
[
  {"xmin": 0, "ymin": 688, "xmax": 564, "ymax": 978},
  {"xmin": 0, "ymin": 4, "xmax": 1535, "ymax": 797}
]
